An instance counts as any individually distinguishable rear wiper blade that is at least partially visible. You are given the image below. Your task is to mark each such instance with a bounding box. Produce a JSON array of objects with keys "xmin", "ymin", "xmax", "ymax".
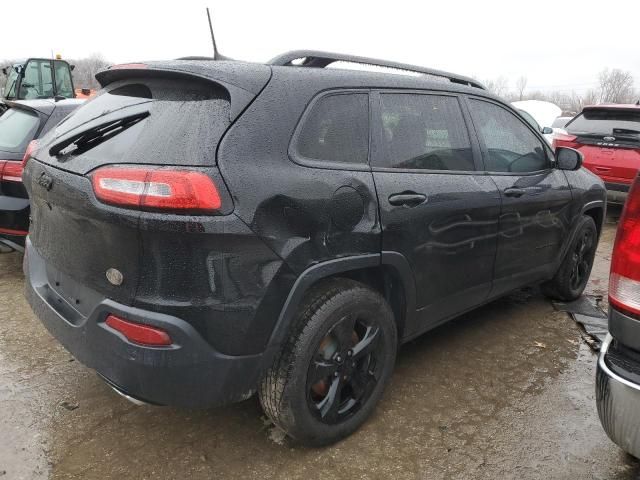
[{"xmin": 49, "ymin": 111, "xmax": 150, "ymax": 157}]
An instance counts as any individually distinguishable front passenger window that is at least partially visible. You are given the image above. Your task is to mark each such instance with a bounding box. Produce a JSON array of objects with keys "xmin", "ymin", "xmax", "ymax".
[{"xmin": 469, "ymin": 99, "xmax": 549, "ymax": 173}]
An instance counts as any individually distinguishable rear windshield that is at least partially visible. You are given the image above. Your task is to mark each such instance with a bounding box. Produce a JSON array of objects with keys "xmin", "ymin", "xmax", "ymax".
[
  {"xmin": 0, "ymin": 107, "xmax": 40, "ymax": 154},
  {"xmin": 566, "ymin": 109, "xmax": 640, "ymax": 135},
  {"xmin": 46, "ymin": 77, "xmax": 231, "ymax": 166}
]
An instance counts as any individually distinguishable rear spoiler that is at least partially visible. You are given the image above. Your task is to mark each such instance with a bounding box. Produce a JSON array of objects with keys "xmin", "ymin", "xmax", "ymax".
[
  {"xmin": 582, "ymin": 105, "xmax": 640, "ymax": 113},
  {"xmin": 0, "ymin": 99, "xmax": 49, "ymax": 116},
  {"xmin": 96, "ymin": 60, "xmax": 272, "ymax": 120}
]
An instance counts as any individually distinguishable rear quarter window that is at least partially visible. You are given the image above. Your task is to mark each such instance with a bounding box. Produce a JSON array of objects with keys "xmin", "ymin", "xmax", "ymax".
[
  {"xmin": 0, "ymin": 108, "xmax": 40, "ymax": 153},
  {"xmin": 294, "ymin": 92, "xmax": 369, "ymax": 165}
]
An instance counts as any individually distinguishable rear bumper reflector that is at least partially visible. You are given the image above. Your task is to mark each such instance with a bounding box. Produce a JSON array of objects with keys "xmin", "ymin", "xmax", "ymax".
[{"xmin": 105, "ymin": 314, "xmax": 172, "ymax": 347}]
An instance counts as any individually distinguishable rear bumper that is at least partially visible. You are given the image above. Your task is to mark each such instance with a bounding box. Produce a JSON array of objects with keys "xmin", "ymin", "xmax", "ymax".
[
  {"xmin": 24, "ymin": 239, "xmax": 263, "ymax": 408},
  {"xmin": 596, "ymin": 334, "xmax": 640, "ymax": 458},
  {"xmin": 0, "ymin": 195, "xmax": 29, "ymax": 248}
]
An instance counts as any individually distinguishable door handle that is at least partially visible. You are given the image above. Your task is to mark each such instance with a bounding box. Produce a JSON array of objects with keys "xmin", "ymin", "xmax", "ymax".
[
  {"xmin": 504, "ymin": 187, "xmax": 526, "ymax": 198},
  {"xmin": 388, "ymin": 192, "xmax": 427, "ymax": 207}
]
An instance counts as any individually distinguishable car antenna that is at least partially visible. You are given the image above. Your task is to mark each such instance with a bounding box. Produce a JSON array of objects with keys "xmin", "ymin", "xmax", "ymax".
[{"xmin": 206, "ymin": 8, "xmax": 225, "ymax": 60}]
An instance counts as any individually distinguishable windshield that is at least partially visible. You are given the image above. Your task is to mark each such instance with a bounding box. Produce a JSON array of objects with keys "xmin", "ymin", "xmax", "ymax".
[
  {"xmin": 20, "ymin": 59, "xmax": 54, "ymax": 99},
  {"xmin": 0, "ymin": 108, "xmax": 40, "ymax": 153},
  {"xmin": 567, "ymin": 109, "xmax": 640, "ymax": 135},
  {"xmin": 53, "ymin": 60, "xmax": 74, "ymax": 98}
]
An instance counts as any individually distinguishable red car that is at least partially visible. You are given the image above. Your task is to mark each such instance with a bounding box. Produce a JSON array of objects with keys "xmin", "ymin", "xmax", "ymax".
[{"xmin": 554, "ymin": 104, "xmax": 640, "ymax": 203}]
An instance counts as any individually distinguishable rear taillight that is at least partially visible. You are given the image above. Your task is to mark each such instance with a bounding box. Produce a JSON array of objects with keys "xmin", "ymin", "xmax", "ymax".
[
  {"xmin": 105, "ymin": 314, "xmax": 172, "ymax": 347},
  {"xmin": 0, "ymin": 160, "xmax": 24, "ymax": 182},
  {"xmin": 0, "ymin": 140, "xmax": 39, "ymax": 184},
  {"xmin": 610, "ymin": 174, "xmax": 640, "ymax": 315},
  {"xmin": 91, "ymin": 166, "xmax": 221, "ymax": 213},
  {"xmin": 552, "ymin": 132, "xmax": 578, "ymax": 150},
  {"xmin": 22, "ymin": 140, "xmax": 38, "ymax": 167}
]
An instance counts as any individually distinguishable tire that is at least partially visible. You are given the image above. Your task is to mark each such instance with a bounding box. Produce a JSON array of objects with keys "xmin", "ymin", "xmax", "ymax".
[
  {"xmin": 259, "ymin": 278, "xmax": 397, "ymax": 446},
  {"xmin": 542, "ymin": 215, "xmax": 598, "ymax": 302}
]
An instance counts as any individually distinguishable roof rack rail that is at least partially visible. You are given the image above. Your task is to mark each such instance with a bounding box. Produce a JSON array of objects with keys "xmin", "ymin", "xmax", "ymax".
[{"xmin": 268, "ymin": 50, "xmax": 485, "ymax": 90}]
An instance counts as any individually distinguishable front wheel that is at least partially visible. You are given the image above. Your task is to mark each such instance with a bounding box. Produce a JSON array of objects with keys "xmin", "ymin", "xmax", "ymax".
[
  {"xmin": 259, "ymin": 278, "xmax": 397, "ymax": 446},
  {"xmin": 542, "ymin": 215, "xmax": 598, "ymax": 301}
]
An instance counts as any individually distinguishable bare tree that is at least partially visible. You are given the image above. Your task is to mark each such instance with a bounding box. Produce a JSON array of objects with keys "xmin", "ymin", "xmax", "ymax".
[
  {"xmin": 598, "ymin": 68, "xmax": 635, "ymax": 104},
  {"xmin": 582, "ymin": 89, "xmax": 600, "ymax": 108},
  {"xmin": 516, "ymin": 76, "xmax": 528, "ymax": 101},
  {"xmin": 483, "ymin": 76, "xmax": 509, "ymax": 97},
  {"xmin": 566, "ymin": 91, "xmax": 584, "ymax": 114},
  {"xmin": 69, "ymin": 53, "xmax": 110, "ymax": 90}
]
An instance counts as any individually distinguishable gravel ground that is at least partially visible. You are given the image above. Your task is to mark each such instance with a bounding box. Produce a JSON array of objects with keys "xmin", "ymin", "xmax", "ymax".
[{"xmin": 1, "ymin": 207, "xmax": 639, "ymax": 480}]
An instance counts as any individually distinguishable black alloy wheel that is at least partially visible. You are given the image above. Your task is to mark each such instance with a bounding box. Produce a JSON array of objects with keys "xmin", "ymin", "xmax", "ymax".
[
  {"xmin": 307, "ymin": 313, "xmax": 384, "ymax": 424},
  {"xmin": 570, "ymin": 227, "xmax": 595, "ymax": 291}
]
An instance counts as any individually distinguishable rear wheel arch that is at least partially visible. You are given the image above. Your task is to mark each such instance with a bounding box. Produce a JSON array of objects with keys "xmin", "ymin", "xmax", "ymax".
[
  {"xmin": 259, "ymin": 253, "xmax": 416, "ymax": 376},
  {"xmin": 582, "ymin": 202, "xmax": 605, "ymax": 238}
]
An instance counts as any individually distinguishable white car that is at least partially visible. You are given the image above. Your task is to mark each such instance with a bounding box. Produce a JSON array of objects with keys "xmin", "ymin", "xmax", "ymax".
[{"xmin": 512, "ymin": 100, "xmax": 563, "ymax": 144}]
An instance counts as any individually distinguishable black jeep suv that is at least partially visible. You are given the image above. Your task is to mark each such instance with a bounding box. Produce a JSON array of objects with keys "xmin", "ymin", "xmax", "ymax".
[{"xmin": 23, "ymin": 51, "xmax": 606, "ymax": 446}]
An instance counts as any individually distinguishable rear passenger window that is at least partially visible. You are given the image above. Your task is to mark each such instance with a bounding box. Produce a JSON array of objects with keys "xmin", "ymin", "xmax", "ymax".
[
  {"xmin": 296, "ymin": 93, "xmax": 369, "ymax": 164},
  {"xmin": 378, "ymin": 94, "xmax": 474, "ymax": 171},
  {"xmin": 469, "ymin": 99, "xmax": 549, "ymax": 173}
]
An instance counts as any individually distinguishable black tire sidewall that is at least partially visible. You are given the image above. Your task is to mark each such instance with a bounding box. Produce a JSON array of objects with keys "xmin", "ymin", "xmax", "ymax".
[
  {"xmin": 282, "ymin": 285, "xmax": 397, "ymax": 446},
  {"xmin": 553, "ymin": 216, "xmax": 598, "ymax": 300}
]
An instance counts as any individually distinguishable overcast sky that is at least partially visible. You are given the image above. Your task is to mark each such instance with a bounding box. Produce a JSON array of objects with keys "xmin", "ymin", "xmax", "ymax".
[{"xmin": 5, "ymin": 0, "xmax": 639, "ymax": 95}]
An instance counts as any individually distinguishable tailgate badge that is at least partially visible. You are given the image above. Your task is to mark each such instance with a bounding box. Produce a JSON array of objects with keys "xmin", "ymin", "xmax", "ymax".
[
  {"xmin": 603, "ymin": 136, "xmax": 616, "ymax": 142},
  {"xmin": 106, "ymin": 268, "xmax": 124, "ymax": 286}
]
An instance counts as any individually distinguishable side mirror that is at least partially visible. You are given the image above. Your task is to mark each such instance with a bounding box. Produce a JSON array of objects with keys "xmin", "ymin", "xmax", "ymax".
[
  {"xmin": 542, "ymin": 127, "xmax": 553, "ymax": 135},
  {"xmin": 556, "ymin": 147, "xmax": 583, "ymax": 171},
  {"xmin": 1, "ymin": 67, "xmax": 6, "ymax": 75}
]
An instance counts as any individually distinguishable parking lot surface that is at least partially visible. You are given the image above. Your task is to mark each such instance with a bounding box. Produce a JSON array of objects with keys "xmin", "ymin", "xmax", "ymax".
[{"xmin": 2, "ymin": 210, "xmax": 639, "ymax": 480}]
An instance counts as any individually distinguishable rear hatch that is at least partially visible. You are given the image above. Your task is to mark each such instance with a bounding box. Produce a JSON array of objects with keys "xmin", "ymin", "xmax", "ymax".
[
  {"xmin": 24, "ymin": 61, "xmax": 271, "ymax": 306},
  {"xmin": 564, "ymin": 106, "xmax": 640, "ymax": 185}
]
